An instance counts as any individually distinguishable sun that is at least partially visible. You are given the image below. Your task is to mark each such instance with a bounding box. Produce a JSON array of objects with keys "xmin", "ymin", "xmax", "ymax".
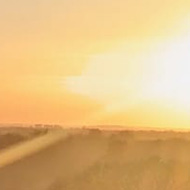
[
  {"xmin": 66, "ymin": 35, "xmax": 190, "ymax": 108},
  {"xmin": 65, "ymin": 33, "xmax": 190, "ymax": 128},
  {"xmin": 143, "ymin": 36, "xmax": 190, "ymax": 112}
]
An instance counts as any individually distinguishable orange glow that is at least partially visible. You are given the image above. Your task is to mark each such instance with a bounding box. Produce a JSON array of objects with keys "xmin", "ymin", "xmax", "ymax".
[
  {"xmin": 0, "ymin": 0, "xmax": 190, "ymax": 129},
  {"xmin": 66, "ymin": 26, "xmax": 190, "ymax": 129}
]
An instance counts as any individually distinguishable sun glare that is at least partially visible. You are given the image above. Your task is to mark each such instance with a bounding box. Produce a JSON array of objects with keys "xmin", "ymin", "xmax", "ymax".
[
  {"xmin": 143, "ymin": 36, "xmax": 190, "ymax": 112},
  {"xmin": 66, "ymin": 35, "xmax": 190, "ymax": 108}
]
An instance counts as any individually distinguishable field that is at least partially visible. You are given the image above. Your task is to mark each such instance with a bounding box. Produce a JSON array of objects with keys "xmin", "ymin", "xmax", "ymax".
[
  {"xmin": 0, "ymin": 126, "xmax": 49, "ymax": 151},
  {"xmin": 1, "ymin": 126, "xmax": 190, "ymax": 190}
]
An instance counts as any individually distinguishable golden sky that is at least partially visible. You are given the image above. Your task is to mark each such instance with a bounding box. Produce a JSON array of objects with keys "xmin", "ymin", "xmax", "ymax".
[{"xmin": 0, "ymin": 0, "xmax": 190, "ymax": 129}]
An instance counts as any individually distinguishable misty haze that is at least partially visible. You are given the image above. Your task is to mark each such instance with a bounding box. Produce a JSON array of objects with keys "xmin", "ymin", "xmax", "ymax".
[{"xmin": 1, "ymin": 0, "xmax": 190, "ymax": 189}]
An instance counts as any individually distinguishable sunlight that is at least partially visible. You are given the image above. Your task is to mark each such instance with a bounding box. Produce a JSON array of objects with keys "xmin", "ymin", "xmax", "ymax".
[
  {"xmin": 65, "ymin": 34, "xmax": 190, "ymax": 115},
  {"xmin": 143, "ymin": 36, "xmax": 190, "ymax": 112}
]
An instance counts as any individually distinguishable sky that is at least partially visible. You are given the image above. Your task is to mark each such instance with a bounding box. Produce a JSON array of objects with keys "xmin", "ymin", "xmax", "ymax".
[{"xmin": 0, "ymin": 0, "xmax": 190, "ymax": 129}]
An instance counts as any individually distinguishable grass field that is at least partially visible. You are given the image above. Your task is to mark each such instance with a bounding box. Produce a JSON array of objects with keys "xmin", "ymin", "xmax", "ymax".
[{"xmin": 1, "ymin": 126, "xmax": 190, "ymax": 190}]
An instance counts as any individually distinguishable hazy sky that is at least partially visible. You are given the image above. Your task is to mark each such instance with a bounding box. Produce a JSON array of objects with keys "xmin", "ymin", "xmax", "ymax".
[{"xmin": 0, "ymin": 0, "xmax": 190, "ymax": 129}]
